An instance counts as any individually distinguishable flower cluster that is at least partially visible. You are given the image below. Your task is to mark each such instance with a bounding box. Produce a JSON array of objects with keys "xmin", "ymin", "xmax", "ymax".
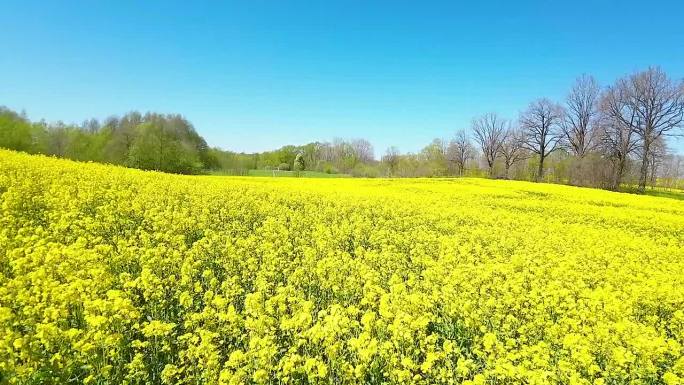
[{"xmin": 1, "ymin": 149, "xmax": 683, "ymax": 384}]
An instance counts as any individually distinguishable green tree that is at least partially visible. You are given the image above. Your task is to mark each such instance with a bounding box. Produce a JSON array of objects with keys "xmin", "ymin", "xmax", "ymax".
[
  {"xmin": 293, "ymin": 153, "xmax": 305, "ymax": 172},
  {"xmin": 0, "ymin": 107, "xmax": 33, "ymax": 152}
]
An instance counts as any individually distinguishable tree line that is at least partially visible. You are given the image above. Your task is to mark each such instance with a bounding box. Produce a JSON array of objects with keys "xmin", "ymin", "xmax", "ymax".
[
  {"xmin": 1, "ymin": 67, "xmax": 683, "ymax": 192},
  {"xmin": 0, "ymin": 110, "xmax": 217, "ymax": 174},
  {"xmin": 384, "ymin": 66, "xmax": 684, "ymax": 192}
]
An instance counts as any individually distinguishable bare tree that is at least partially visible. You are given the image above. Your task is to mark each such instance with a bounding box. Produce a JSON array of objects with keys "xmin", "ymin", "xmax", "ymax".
[
  {"xmin": 472, "ymin": 113, "xmax": 507, "ymax": 176},
  {"xmin": 350, "ymin": 138, "xmax": 375, "ymax": 163},
  {"xmin": 81, "ymin": 118, "xmax": 101, "ymax": 134},
  {"xmin": 599, "ymin": 82, "xmax": 640, "ymax": 190},
  {"xmin": 519, "ymin": 99, "xmax": 564, "ymax": 180},
  {"xmin": 562, "ymin": 75, "xmax": 600, "ymax": 158},
  {"xmin": 325, "ymin": 138, "xmax": 375, "ymax": 171},
  {"xmin": 446, "ymin": 129, "xmax": 474, "ymax": 176},
  {"xmin": 382, "ymin": 146, "xmax": 400, "ymax": 176},
  {"xmin": 620, "ymin": 68, "xmax": 684, "ymax": 192},
  {"xmin": 500, "ymin": 127, "xmax": 528, "ymax": 179}
]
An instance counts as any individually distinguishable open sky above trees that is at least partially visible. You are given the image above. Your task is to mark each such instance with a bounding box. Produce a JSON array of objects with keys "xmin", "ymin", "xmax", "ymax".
[{"xmin": 1, "ymin": 0, "xmax": 683, "ymax": 154}]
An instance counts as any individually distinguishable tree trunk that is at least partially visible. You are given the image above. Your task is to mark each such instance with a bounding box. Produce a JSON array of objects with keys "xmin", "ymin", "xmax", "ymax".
[
  {"xmin": 504, "ymin": 162, "xmax": 510, "ymax": 179},
  {"xmin": 536, "ymin": 156, "xmax": 545, "ymax": 182},
  {"xmin": 638, "ymin": 139, "xmax": 650, "ymax": 193},
  {"xmin": 613, "ymin": 157, "xmax": 626, "ymax": 191}
]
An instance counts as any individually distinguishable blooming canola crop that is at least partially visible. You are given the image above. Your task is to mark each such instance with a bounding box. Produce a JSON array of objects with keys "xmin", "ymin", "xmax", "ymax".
[{"xmin": 1, "ymin": 150, "xmax": 684, "ymax": 385}]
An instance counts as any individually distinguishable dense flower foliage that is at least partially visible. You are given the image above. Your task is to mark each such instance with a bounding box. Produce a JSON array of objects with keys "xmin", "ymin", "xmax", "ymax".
[{"xmin": 1, "ymin": 149, "xmax": 684, "ymax": 385}]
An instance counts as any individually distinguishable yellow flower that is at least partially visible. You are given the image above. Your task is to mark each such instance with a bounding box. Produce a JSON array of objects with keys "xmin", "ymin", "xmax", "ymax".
[{"xmin": 2, "ymin": 149, "xmax": 684, "ymax": 384}]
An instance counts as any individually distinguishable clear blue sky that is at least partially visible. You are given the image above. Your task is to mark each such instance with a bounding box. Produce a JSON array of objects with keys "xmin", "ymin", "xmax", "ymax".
[{"xmin": 2, "ymin": 0, "xmax": 683, "ymax": 154}]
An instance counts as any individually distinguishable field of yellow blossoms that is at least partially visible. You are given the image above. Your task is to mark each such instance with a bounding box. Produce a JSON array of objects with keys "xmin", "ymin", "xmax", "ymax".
[{"xmin": 1, "ymin": 149, "xmax": 684, "ymax": 385}]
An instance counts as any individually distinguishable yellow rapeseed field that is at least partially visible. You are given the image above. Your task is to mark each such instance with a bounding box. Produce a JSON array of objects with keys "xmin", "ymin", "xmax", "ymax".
[{"xmin": 1, "ymin": 149, "xmax": 684, "ymax": 385}]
